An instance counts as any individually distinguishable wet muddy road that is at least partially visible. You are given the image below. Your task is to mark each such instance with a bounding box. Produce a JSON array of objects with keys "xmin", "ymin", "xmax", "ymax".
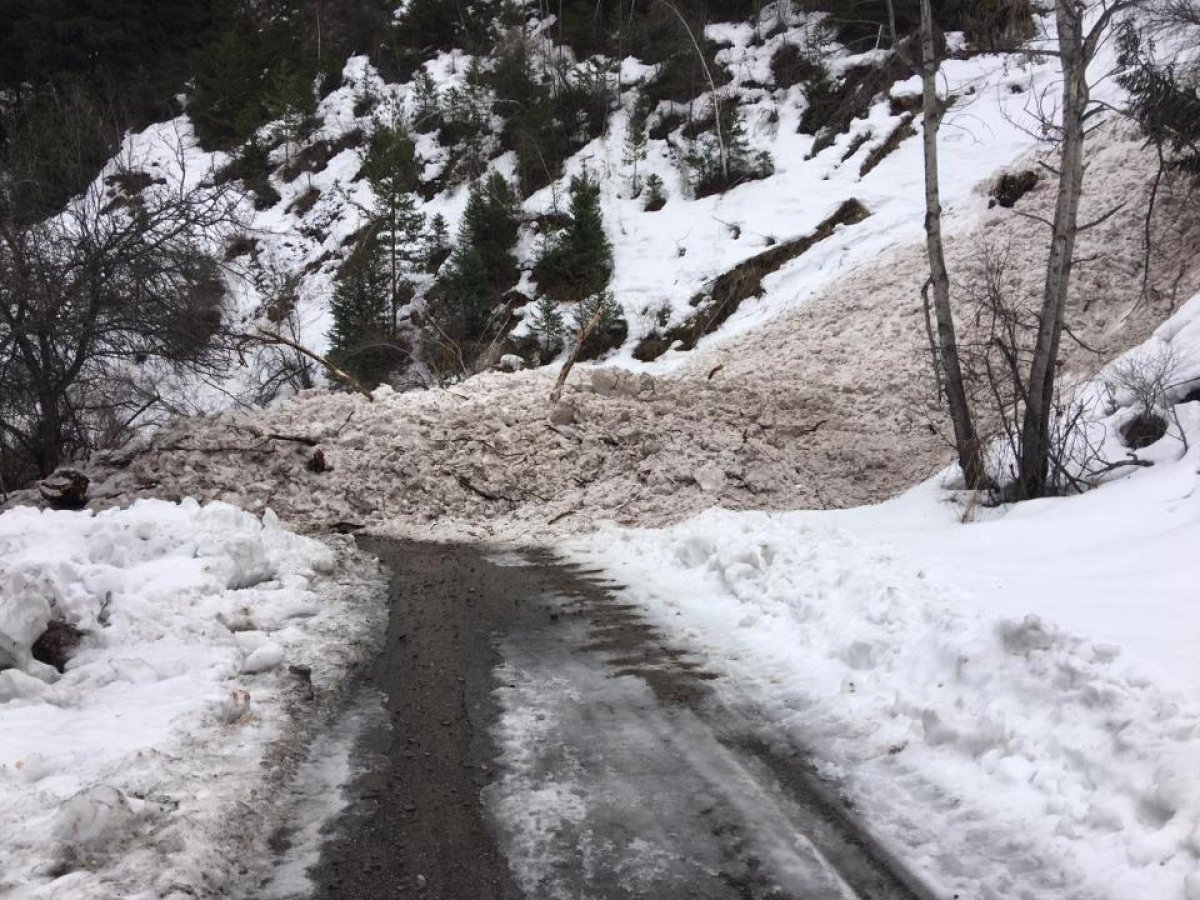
[{"xmin": 300, "ymin": 540, "xmax": 932, "ymax": 900}]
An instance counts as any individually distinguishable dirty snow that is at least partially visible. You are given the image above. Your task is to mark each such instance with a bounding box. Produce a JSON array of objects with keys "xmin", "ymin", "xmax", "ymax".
[
  {"xmin": 0, "ymin": 500, "xmax": 386, "ymax": 898},
  {"xmin": 55, "ymin": 115, "xmax": 1198, "ymax": 548}
]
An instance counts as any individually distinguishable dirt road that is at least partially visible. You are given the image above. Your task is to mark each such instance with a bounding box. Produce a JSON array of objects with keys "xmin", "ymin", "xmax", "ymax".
[{"xmin": 302, "ymin": 540, "xmax": 933, "ymax": 900}]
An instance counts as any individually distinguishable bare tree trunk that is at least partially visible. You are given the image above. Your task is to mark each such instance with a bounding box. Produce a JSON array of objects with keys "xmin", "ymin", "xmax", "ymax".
[
  {"xmin": 919, "ymin": 0, "xmax": 988, "ymax": 489},
  {"xmin": 1016, "ymin": 1, "xmax": 1090, "ymax": 499}
]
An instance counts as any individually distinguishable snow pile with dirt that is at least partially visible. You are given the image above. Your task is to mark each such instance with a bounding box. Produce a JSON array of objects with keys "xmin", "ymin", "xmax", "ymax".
[
  {"xmin": 63, "ymin": 114, "xmax": 1197, "ymax": 544},
  {"xmin": 571, "ymin": 294, "xmax": 1200, "ymax": 900},
  {"xmin": 0, "ymin": 499, "xmax": 386, "ymax": 899}
]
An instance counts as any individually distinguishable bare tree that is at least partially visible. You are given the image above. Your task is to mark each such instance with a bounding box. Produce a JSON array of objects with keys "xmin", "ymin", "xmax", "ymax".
[
  {"xmin": 1016, "ymin": 0, "xmax": 1143, "ymax": 499},
  {"xmin": 917, "ymin": 0, "xmax": 989, "ymax": 489},
  {"xmin": 0, "ymin": 134, "xmax": 242, "ymax": 484}
]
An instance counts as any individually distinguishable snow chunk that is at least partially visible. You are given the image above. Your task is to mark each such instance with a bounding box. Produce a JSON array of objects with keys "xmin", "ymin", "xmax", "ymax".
[
  {"xmin": 54, "ymin": 785, "xmax": 137, "ymax": 851},
  {"xmin": 0, "ymin": 568, "xmax": 55, "ymax": 673},
  {"xmin": 243, "ymin": 642, "xmax": 286, "ymax": 674}
]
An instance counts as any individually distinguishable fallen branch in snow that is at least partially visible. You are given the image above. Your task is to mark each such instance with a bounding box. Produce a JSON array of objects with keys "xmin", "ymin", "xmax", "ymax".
[
  {"xmin": 550, "ymin": 303, "xmax": 606, "ymax": 406},
  {"xmin": 157, "ymin": 443, "xmax": 275, "ymax": 455},
  {"xmin": 456, "ymin": 474, "xmax": 506, "ymax": 502},
  {"xmin": 263, "ymin": 432, "xmax": 320, "ymax": 446},
  {"xmin": 707, "ymin": 364, "xmax": 725, "ymax": 380},
  {"xmin": 246, "ymin": 329, "xmax": 374, "ymax": 401},
  {"xmin": 1090, "ymin": 454, "xmax": 1155, "ymax": 476}
]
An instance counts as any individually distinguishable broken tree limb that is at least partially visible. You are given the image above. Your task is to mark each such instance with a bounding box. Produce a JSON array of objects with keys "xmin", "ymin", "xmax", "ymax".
[
  {"xmin": 550, "ymin": 304, "xmax": 606, "ymax": 406},
  {"xmin": 249, "ymin": 329, "xmax": 375, "ymax": 401},
  {"xmin": 456, "ymin": 474, "xmax": 505, "ymax": 502}
]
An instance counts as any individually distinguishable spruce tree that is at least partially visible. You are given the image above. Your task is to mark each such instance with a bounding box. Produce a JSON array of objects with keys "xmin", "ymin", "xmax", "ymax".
[
  {"xmin": 411, "ymin": 70, "xmax": 442, "ymax": 132},
  {"xmin": 429, "ymin": 173, "xmax": 520, "ymax": 344},
  {"xmin": 458, "ymin": 173, "xmax": 520, "ymax": 291},
  {"xmin": 328, "ymin": 261, "xmax": 402, "ymax": 388},
  {"xmin": 529, "ymin": 295, "xmax": 565, "ymax": 357},
  {"xmin": 534, "ymin": 172, "xmax": 613, "ymax": 302},
  {"xmin": 424, "ymin": 213, "xmax": 452, "ymax": 273},
  {"xmin": 363, "ymin": 115, "xmax": 425, "ymax": 329},
  {"xmin": 624, "ymin": 91, "xmax": 650, "ymax": 196},
  {"xmin": 643, "ymin": 173, "xmax": 667, "ymax": 211},
  {"xmin": 265, "ymin": 61, "xmax": 318, "ymax": 163}
]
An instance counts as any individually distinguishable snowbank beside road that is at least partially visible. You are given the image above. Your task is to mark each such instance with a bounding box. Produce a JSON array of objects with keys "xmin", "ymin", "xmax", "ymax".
[
  {"xmin": 573, "ymin": 298, "xmax": 1200, "ymax": 899},
  {"xmin": 0, "ymin": 499, "xmax": 386, "ymax": 899}
]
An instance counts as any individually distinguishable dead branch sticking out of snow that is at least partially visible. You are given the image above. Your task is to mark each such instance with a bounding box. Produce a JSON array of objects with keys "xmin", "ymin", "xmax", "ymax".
[{"xmin": 247, "ymin": 329, "xmax": 375, "ymax": 401}]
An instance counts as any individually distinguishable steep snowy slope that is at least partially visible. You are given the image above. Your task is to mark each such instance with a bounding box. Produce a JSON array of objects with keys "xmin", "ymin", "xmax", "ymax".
[{"xmin": 96, "ymin": 7, "xmax": 1106, "ymax": 403}]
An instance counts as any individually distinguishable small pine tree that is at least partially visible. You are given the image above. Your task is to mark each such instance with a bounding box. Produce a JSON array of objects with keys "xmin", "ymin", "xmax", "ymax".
[
  {"xmin": 572, "ymin": 289, "xmax": 627, "ymax": 360},
  {"xmin": 643, "ymin": 173, "xmax": 667, "ymax": 211},
  {"xmin": 528, "ymin": 294, "xmax": 565, "ymax": 356},
  {"xmin": 686, "ymin": 101, "xmax": 772, "ymax": 197},
  {"xmin": 457, "ymin": 173, "xmax": 520, "ymax": 291},
  {"xmin": 624, "ymin": 91, "xmax": 650, "ymax": 196},
  {"xmin": 441, "ymin": 68, "xmax": 491, "ymax": 177},
  {"xmin": 328, "ymin": 262, "xmax": 404, "ymax": 388},
  {"xmin": 265, "ymin": 61, "xmax": 318, "ymax": 162},
  {"xmin": 431, "ymin": 246, "xmax": 492, "ymax": 342},
  {"xmin": 411, "ymin": 69, "xmax": 442, "ymax": 132},
  {"xmin": 572, "ymin": 289, "xmax": 621, "ymax": 333},
  {"xmin": 429, "ymin": 174, "xmax": 520, "ymax": 344},
  {"xmin": 533, "ymin": 172, "xmax": 613, "ymax": 303},
  {"xmin": 424, "ymin": 213, "xmax": 452, "ymax": 273}
]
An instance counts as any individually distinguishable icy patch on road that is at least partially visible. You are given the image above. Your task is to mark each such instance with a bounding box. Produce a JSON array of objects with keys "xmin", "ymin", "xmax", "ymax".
[
  {"xmin": 486, "ymin": 620, "xmax": 865, "ymax": 899},
  {"xmin": 0, "ymin": 499, "xmax": 386, "ymax": 898}
]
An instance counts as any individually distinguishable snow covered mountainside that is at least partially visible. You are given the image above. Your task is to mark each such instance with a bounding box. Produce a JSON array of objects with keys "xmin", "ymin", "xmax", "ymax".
[{"xmin": 2, "ymin": 1, "xmax": 1200, "ymax": 898}]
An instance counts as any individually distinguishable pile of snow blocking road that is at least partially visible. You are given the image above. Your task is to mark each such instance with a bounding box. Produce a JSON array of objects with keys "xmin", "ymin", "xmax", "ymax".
[
  {"xmin": 0, "ymin": 499, "xmax": 386, "ymax": 899},
  {"xmin": 571, "ymin": 293, "xmax": 1200, "ymax": 900},
  {"xmin": 77, "ymin": 363, "xmax": 926, "ymax": 543}
]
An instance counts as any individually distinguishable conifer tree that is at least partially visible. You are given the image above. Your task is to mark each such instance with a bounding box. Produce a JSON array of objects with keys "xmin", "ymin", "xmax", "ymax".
[
  {"xmin": 457, "ymin": 172, "xmax": 520, "ymax": 291},
  {"xmin": 624, "ymin": 91, "xmax": 650, "ymax": 196},
  {"xmin": 424, "ymin": 213, "xmax": 452, "ymax": 273},
  {"xmin": 534, "ymin": 172, "xmax": 613, "ymax": 302},
  {"xmin": 686, "ymin": 102, "xmax": 772, "ymax": 197},
  {"xmin": 529, "ymin": 295, "xmax": 565, "ymax": 356},
  {"xmin": 411, "ymin": 70, "xmax": 442, "ymax": 132},
  {"xmin": 265, "ymin": 61, "xmax": 318, "ymax": 163},
  {"xmin": 430, "ymin": 173, "xmax": 520, "ymax": 343},
  {"xmin": 363, "ymin": 114, "xmax": 425, "ymax": 329},
  {"xmin": 328, "ymin": 261, "xmax": 402, "ymax": 388}
]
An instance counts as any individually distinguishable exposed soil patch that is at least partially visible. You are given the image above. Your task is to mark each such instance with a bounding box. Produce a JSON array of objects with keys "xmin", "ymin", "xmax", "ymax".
[
  {"xmin": 859, "ymin": 115, "xmax": 916, "ymax": 177},
  {"xmin": 634, "ymin": 198, "xmax": 871, "ymax": 361}
]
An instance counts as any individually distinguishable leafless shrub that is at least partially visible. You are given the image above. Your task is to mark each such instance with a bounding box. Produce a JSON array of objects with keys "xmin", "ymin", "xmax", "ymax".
[
  {"xmin": 0, "ymin": 133, "xmax": 244, "ymax": 485},
  {"xmin": 949, "ymin": 243, "xmax": 1154, "ymax": 499},
  {"xmin": 1105, "ymin": 344, "xmax": 1189, "ymax": 452}
]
